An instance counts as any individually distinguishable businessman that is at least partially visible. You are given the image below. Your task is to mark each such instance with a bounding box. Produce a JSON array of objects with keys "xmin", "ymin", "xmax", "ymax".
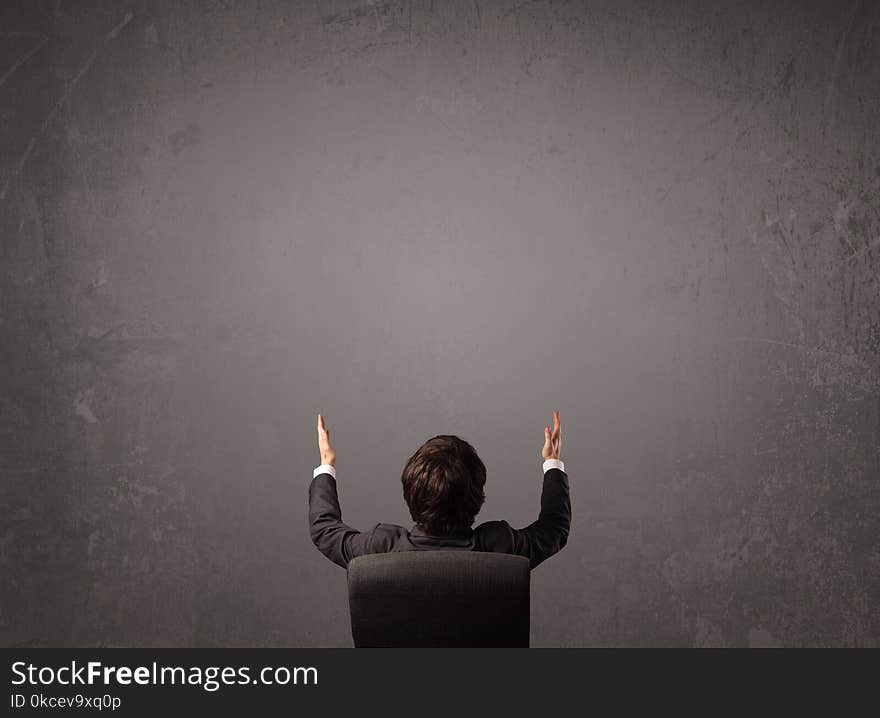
[{"xmin": 309, "ymin": 410, "xmax": 570, "ymax": 569}]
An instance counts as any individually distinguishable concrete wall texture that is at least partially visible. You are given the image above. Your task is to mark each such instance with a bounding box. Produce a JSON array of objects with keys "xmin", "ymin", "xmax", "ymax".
[{"xmin": 1, "ymin": 0, "xmax": 878, "ymax": 647}]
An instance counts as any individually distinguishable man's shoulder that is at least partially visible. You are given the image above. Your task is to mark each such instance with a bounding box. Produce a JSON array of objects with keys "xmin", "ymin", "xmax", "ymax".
[
  {"xmin": 473, "ymin": 520, "xmax": 515, "ymax": 551},
  {"xmin": 365, "ymin": 523, "xmax": 412, "ymax": 552}
]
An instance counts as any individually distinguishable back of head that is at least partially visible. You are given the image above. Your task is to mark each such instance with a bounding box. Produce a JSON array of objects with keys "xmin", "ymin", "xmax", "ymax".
[{"xmin": 400, "ymin": 435, "xmax": 486, "ymax": 535}]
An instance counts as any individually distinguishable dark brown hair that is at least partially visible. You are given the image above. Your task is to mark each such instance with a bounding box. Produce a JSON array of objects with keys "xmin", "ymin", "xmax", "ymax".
[{"xmin": 401, "ymin": 435, "xmax": 486, "ymax": 535}]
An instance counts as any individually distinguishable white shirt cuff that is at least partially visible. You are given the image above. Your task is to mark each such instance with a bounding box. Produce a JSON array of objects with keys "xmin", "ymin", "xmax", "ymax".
[
  {"xmin": 313, "ymin": 464, "xmax": 337, "ymax": 479},
  {"xmin": 543, "ymin": 458, "xmax": 565, "ymax": 474}
]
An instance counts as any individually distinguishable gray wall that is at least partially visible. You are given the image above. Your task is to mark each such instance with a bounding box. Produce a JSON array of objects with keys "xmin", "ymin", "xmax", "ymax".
[{"xmin": 2, "ymin": 0, "xmax": 878, "ymax": 647}]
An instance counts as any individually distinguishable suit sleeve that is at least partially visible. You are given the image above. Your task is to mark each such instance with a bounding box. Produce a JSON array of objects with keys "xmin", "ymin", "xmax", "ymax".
[
  {"xmin": 308, "ymin": 472, "xmax": 389, "ymax": 568},
  {"xmin": 509, "ymin": 467, "xmax": 571, "ymax": 569}
]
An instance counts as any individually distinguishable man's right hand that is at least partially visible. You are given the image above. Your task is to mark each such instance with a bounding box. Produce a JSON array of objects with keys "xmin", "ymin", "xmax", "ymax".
[
  {"xmin": 541, "ymin": 409, "xmax": 562, "ymax": 460},
  {"xmin": 317, "ymin": 413, "xmax": 336, "ymax": 467}
]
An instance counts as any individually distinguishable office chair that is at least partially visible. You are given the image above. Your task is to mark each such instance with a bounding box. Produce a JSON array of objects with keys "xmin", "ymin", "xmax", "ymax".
[{"xmin": 347, "ymin": 550, "xmax": 530, "ymax": 647}]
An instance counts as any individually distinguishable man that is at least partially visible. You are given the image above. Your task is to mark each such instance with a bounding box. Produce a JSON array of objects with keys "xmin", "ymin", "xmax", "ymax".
[{"xmin": 309, "ymin": 410, "xmax": 570, "ymax": 569}]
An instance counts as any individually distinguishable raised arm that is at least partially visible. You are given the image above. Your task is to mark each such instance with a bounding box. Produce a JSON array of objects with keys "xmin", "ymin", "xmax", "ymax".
[
  {"xmin": 308, "ymin": 414, "xmax": 399, "ymax": 568},
  {"xmin": 309, "ymin": 464, "xmax": 357, "ymax": 568},
  {"xmin": 308, "ymin": 413, "xmax": 357, "ymax": 567},
  {"xmin": 508, "ymin": 410, "xmax": 571, "ymax": 568}
]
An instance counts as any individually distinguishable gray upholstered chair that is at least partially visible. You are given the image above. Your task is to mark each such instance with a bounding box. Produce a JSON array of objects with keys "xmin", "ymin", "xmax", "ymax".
[{"xmin": 347, "ymin": 550, "xmax": 530, "ymax": 647}]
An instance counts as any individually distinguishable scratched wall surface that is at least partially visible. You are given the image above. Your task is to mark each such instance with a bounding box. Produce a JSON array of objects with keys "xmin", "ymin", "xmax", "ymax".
[{"xmin": 2, "ymin": 0, "xmax": 878, "ymax": 647}]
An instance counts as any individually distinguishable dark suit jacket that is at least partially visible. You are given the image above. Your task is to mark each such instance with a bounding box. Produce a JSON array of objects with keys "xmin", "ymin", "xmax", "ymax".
[{"xmin": 308, "ymin": 467, "xmax": 571, "ymax": 570}]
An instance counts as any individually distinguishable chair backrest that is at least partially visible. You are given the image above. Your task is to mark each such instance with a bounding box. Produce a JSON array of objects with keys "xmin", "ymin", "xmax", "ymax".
[{"xmin": 347, "ymin": 550, "xmax": 530, "ymax": 647}]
